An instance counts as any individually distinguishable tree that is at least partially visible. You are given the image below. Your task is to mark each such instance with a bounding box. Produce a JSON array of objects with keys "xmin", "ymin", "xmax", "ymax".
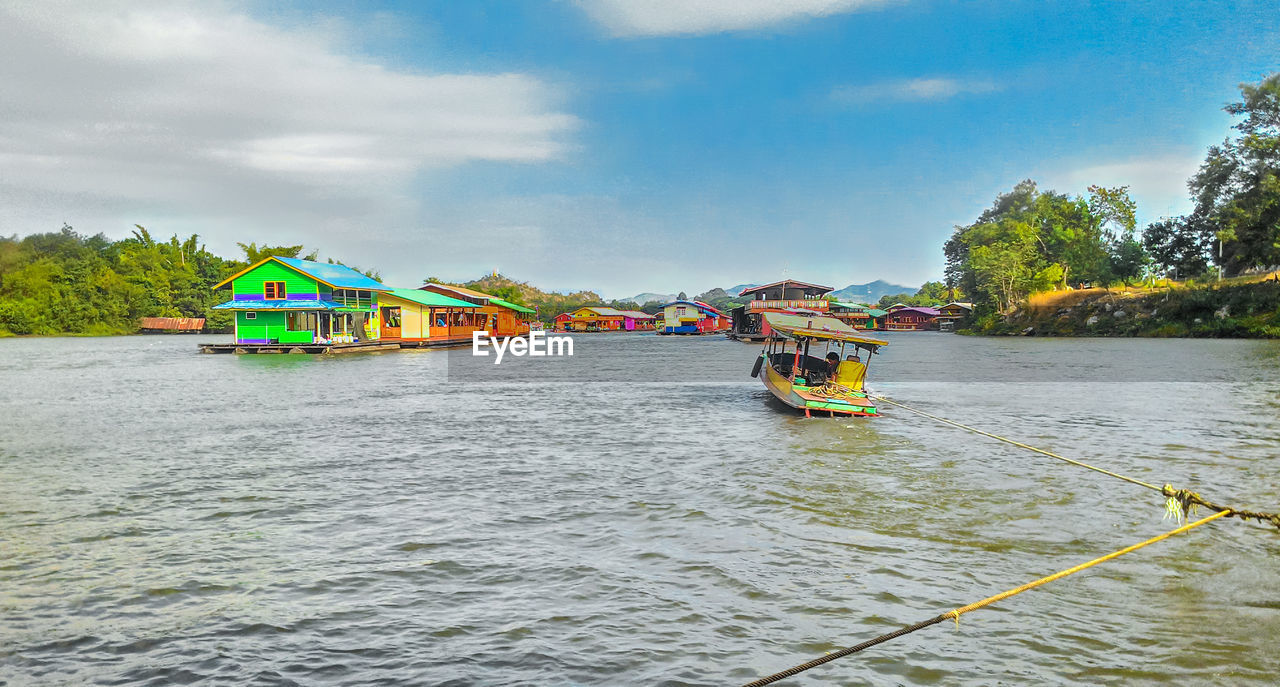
[
  {"xmin": 236, "ymin": 242, "xmax": 318, "ymax": 263},
  {"xmin": 1142, "ymin": 216, "xmax": 1214, "ymax": 278},
  {"xmin": 1184, "ymin": 73, "xmax": 1280, "ymax": 274},
  {"xmin": 943, "ymin": 180, "xmax": 1143, "ymax": 313}
]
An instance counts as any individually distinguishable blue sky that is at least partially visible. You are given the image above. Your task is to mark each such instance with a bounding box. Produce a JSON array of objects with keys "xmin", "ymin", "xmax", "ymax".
[{"xmin": 1, "ymin": 1, "xmax": 1277, "ymax": 298}]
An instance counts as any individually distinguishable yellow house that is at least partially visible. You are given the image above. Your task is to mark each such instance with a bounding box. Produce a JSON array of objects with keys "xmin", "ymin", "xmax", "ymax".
[{"xmin": 377, "ymin": 288, "xmax": 483, "ymax": 346}]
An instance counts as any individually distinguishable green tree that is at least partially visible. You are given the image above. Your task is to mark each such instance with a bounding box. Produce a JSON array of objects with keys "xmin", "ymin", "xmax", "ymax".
[
  {"xmin": 1142, "ymin": 216, "xmax": 1214, "ymax": 278},
  {"xmin": 1186, "ymin": 73, "xmax": 1280, "ymax": 273},
  {"xmin": 236, "ymin": 242, "xmax": 318, "ymax": 263}
]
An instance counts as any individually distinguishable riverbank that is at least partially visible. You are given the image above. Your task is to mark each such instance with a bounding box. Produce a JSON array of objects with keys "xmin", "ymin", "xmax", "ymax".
[{"xmin": 966, "ymin": 278, "xmax": 1280, "ymax": 338}]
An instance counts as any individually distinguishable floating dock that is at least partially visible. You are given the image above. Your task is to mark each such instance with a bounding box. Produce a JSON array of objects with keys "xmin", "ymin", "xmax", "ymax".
[{"xmin": 199, "ymin": 337, "xmax": 478, "ymax": 354}]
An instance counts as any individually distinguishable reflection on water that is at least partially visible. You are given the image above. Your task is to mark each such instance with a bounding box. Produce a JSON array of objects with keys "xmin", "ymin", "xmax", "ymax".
[{"xmin": 1, "ymin": 333, "xmax": 1278, "ymax": 685}]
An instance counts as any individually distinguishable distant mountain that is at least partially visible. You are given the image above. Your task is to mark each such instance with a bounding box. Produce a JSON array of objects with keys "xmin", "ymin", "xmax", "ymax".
[
  {"xmin": 629, "ymin": 292, "xmax": 678, "ymax": 305},
  {"xmin": 725, "ymin": 283, "xmax": 760, "ymax": 295},
  {"xmin": 829, "ymin": 280, "xmax": 918, "ymax": 305}
]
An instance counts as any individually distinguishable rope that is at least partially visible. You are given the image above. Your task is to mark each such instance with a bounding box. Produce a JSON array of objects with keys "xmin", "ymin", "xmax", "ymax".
[
  {"xmin": 868, "ymin": 394, "xmax": 1280, "ymax": 530},
  {"xmin": 870, "ymin": 395, "xmax": 1160, "ymax": 490},
  {"xmin": 742, "ymin": 510, "xmax": 1230, "ymax": 687}
]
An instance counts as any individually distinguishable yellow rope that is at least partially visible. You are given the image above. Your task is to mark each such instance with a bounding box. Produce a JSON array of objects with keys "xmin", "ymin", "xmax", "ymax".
[
  {"xmin": 869, "ymin": 394, "xmax": 1280, "ymax": 530},
  {"xmin": 742, "ymin": 510, "xmax": 1230, "ymax": 685},
  {"xmin": 869, "ymin": 394, "xmax": 1162, "ymax": 491},
  {"xmin": 946, "ymin": 509, "xmax": 1231, "ymax": 625}
]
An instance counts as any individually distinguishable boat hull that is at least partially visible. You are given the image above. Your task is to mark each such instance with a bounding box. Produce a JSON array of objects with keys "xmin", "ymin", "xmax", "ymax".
[{"xmin": 759, "ymin": 356, "xmax": 879, "ymax": 417}]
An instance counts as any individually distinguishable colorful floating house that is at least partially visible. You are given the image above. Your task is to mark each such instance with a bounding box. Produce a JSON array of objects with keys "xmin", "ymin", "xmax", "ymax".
[
  {"xmin": 377, "ymin": 288, "xmax": 484, "ymax": 346},
  {"xmin": 730, "ymin": 280, "xmax": 832, "ymax": 341},
  {"xmin": 563, "ymin": 306, "xmax": 655, "ymax": 332},
  {"xmin": 419, "ymin": 284, "xmax": 537, "ymax": 338},
  {"xmin": 620, "ymin": 309, "xmax": 657, "ymax": 331},
  {"xmin": 657, "ymin": 300, "xmax": 726, "ymax": 334},
  {"xmin": 211, "ymin": 257, "xmax": 389, "ymax": 346},
  {"xmin": 883, "ymin": 306, "xmax": 941, "ymax": 331}
]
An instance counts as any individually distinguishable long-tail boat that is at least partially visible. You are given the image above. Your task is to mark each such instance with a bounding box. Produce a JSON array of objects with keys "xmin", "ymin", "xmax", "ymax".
[{"xmin": 751, "ymin": 311, "xmax": 888, "ymax": 417}]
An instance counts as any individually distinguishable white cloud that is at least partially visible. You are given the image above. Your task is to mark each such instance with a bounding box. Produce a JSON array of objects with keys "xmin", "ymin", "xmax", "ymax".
[
  {"xmin": 576, "ymin": 0, "xmax": 895, "ymax": 37},
  {"xmin": 0, "ymin": 1, "xmax": 576, "ymax": 243},
  {"xmin": 830, "ymin": 77, "xmax": 1001, "ymax": 105},
  {"xmin": 1040, "ymin": 152, "xmax": 1203, "ymax": 224}
]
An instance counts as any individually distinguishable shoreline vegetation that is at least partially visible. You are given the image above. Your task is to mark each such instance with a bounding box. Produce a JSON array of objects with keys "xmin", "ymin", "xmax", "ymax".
[
  {"xmin": 963, "ymin": 275, "xmax": 1280, "ymax": 338},
  {"xmin": 0, "ymin": 229, "xmax": 747, "ymax": 339},
  {"xmin": 3, "ymin": 73, "xmax": 1277, "ymax": 341}
]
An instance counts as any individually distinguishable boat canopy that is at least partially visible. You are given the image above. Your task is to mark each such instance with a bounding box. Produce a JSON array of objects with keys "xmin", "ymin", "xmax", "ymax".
[{"xmin": 762, "ymin": 312, "xmax": 889, "ymax": 348}]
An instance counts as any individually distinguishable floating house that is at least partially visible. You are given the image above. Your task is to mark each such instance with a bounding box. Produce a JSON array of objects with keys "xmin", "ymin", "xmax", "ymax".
[
  {"xmin": 564, "ymin": 306, "xmax": 618, "ymax": 331},
  {"xmin": 139, "ymin": 317, "xmax": 204, "ymax": 333},
  {"xmin": 211, "ymin": 257, "xmax": 389, "ymax": 346},
  {"xmin": 419, "ymin": 284, "xmax": 537, "ymax": 338},
  {"xmin": 657, "ymin": 300, "xmax": 726, "ymax": 334},
  {"xmin": 377, "ymin": 288, "xmax": 483, "ymax": 346},
  {"xmin": 883, "ymin": 306, "xmax": 941, "ymax": 331},
  {"xmin": 828, "ymin": 301, "xmax": 874, "ymax": 330},
  {"xmin": 935, "ymin": 302, "xmax": 974, "ymax": 331},
  {"xmin": 563, "ymin": 306, "xmax": 655, "ymax": 332},
  {"xmin": 865, "ymin": 308, "xmax": 889, "ymax": 330},
  {"xmin": 619, "ymin": 309, "xmax": 657, "ymax": 331},
  {"xmin": 730, "ymin": 280, "xmax": 832, "ymax": 341}
]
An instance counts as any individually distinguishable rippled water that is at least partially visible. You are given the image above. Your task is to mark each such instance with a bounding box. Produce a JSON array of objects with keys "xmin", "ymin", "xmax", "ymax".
[{"xmin": 2, "ymin": 333, "xmax": 1278, "ymax": 685}]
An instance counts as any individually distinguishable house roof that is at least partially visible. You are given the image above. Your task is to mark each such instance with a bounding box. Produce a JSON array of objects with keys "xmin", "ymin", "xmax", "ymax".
[
  {"xmin": 488, "ymin": 297, "xmax": 536, "ymax": 314},
  {"xmin": 889, "ymin": 306, "xmax": 941, "ymax": 316},
  {"xmin": 213, "ymin": 256, "xmax": 388, "ymax": 291},
  {"xmin": 211, "ymin": 298, "xmax": 348, "ymax": 310},
  {"xmin": 659, "ymin": 300, "xmax": 723, "ymax": 316},
  {"xmin": 739, "ymin": 279, "xmax": 833, "ymax": 297},
  {"xmin": 617, "ymin": 309, "xmax": 655, "ymax": 319},
  {"xmin": 865, "ymin": 308, "xmax": 889, "ymax": 317},
  {"xmin": 942, "ymin": 301, "xmax": 974, "ymax": 310},
  {"xmin": 383, "ymin": 288, "xmax": 477, "ymax": 309},
  {"xmin": 829, "ymin": 301, "xmax": 870, "ymax": 312},
  {"xmin": 580, "ymin": 306, "xmax": 626, "ymax": 317},
  {"xmin": 419, "ymin": 284, "xmax": 535, "ymax": 313}
]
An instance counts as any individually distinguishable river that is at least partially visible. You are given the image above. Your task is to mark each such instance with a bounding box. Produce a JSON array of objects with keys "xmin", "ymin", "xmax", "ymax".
[{"xmin": 1, "ymin": 333, "xmax": 1278, "ymax": 685}]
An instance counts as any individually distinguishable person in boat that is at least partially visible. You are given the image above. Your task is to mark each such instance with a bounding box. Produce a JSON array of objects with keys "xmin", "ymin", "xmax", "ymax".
[{"xmin": 825, "ymin": 352, "xmax": 840, "ymax": 380}]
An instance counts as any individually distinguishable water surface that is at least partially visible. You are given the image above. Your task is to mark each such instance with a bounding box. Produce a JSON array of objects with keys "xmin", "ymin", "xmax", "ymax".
[{"xmin": 2, "ymin": 333, "xmax": 1278, "ymax": 685}]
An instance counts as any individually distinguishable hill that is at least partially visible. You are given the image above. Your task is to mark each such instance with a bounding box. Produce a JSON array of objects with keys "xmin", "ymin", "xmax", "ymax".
[
  {"xmin": 829, "ymin": 280, "xmax": 918, "ymax": 304},
  {"xmin": 629, "ymin": 292, "xmax": 678, "ymax": 305}
]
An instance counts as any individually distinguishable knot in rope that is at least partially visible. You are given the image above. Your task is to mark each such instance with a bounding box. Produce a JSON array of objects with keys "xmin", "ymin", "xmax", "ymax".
[{"xmin": 1161, "ymin": 484, "xmax": 1202, "ymax": 523}]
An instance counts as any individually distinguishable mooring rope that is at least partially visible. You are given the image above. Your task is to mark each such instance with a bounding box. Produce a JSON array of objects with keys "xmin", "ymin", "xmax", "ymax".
[
  {"xmin": 741, "ymin": 510, "xmax": 1231, "ymax": 687},
  {"xmin": 868, "ymin": 394, "xmax": 1280, "ymax": 530}
]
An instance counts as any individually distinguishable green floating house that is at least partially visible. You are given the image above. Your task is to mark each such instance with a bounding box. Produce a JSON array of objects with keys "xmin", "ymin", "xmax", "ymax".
[{"xmin": 211, "ymin": 257, "xmax": 389, "ymax": 345}]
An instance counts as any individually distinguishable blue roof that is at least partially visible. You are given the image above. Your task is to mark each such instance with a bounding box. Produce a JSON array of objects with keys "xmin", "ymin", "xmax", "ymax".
[
  {"xmin": 212, "ymin": 299, "xmax": 346, "ymax": 310},
  {"xmin": 274, "ymin": 257, "xmax": 387, "ymax": 290}
]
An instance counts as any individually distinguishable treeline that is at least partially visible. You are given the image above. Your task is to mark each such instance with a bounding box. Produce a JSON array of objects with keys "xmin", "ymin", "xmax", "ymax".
[
  {"xmin": 945, "ymin": 72, "xmax": 1280, "ymax": 319},
  {"xmin": 0, "ymin": 227, "xmax": 376, "ymax": 336},
  {"xmin": 0, "ymin": 226, "xmax": 238, "ymax": 336}
]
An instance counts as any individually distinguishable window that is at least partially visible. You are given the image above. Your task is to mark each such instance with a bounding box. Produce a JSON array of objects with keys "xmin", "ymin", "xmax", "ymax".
[
  {"xmin": 264, "ymin": 281, "xmax": 286, "ymax": 300},
  {"xmin": 245, "ymin": 312, "xmax": 257, "ymax": 320}
]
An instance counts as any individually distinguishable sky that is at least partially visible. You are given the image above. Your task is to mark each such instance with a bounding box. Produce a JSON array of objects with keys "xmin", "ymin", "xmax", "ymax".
[{"xmin": 1, "ymin": 1, "xmax": 1277, "ymax": 299}]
